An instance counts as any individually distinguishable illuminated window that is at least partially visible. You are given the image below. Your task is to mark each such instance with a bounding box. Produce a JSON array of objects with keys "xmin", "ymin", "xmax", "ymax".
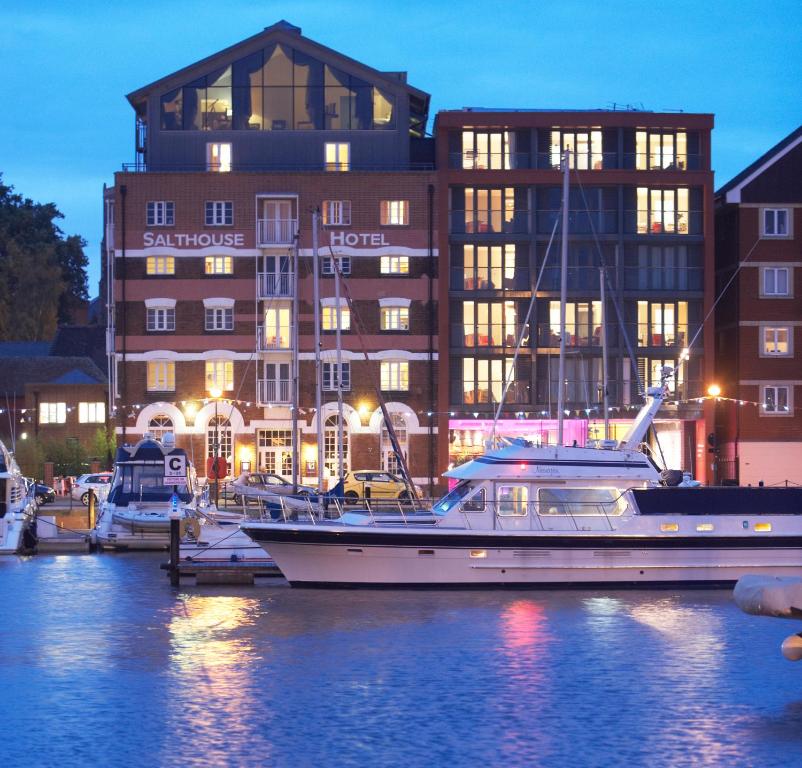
[
  {"xmin": 322, "ymin": 200, "xmax": 351, "ymax": 225},
  {"xmin": 696, "ymin": 523, "xmax": 714, "ymax": 532},
  {"xmin": 548, "ymin": 301, "xmax": 601, "ymax": 347},
  {"xmin": 635, "ymin": 130, "xmax": 688, "ymax": 170},
  {"xmin": 762, "ymin": 208, "xmax": 789, "ymax": 237},
  {"xmin": 636, "ymin": 187, "xmax": 689, "ymax": 234},
  {"xmin": 636, "ymin": 301, "xmax": 688, "ymax": 347},
  {"xmin": 146, "ymin": 201, "xmax": 174, "ymax": 226},
  {"xmin": 79, "ymin": 402, "xmax": 106, "ymax": 424},
  {"xmin": 39, "ymin": 402, "xmax": 66, "ymax": 424},
  {"xmin": 380, "ymin": 200, "xmax": 409, "ymax": 226},
  {"xmin": 462, "ymin": 357, "xmax": 519, "ymax": 404},
  {"xmin": 464, "ymin": 300, "xmax": 519, "ymax": 348},
  {"xmin": 497, "ymin": 485, "xmax": 528, "ymax": 516},
  {"xmin": 637, "ymin": 357, "xmax": 684, "ymax": 394},
  {"xmin": 754, "ymin": 522, "xmax": 772, "ymax": 532},
  {"xmin": 761, "ymin": 385, "xmax": 791, "ymax": 416},
  {"xmin": 550, "ymin": 129, "xmax": 603, "ymax": 170},
  {"xmin": 469, "ymin": 550, "xmax": 488, "ymax": 558},
  {"xmin": 462, "ymin": 244, "xmax": 516, "ymax": 290},
  {"xmin": 146, "ymin": 256, "xmax": 175, "ymax": 275},
  {"xmin": 262, "ymin": 307, "xmax": 291, "ymax": 348},
  {"xmin": 147, "ymin": 361, "xmax": 175, "ymax": 391},
  {"xmin": 205, "ymin": 201, "xmax": 233, "ymax": 226},
  {"xmin": 380, "ymin": 306, "xmax": 409, "ymax": 331},
  {"xmin": 146, "ymin": 307, "xmax": 175, "ymax": 332},
  {"xmin": 207, "ymin": 142, "xmax": 231, "ymax": 172},
  {"xmin": 205, "ymin": 256, "xmax": 233, "ymax": 275},
  {"xmin": 761, "ymin": 267, "xmax": 790, "ymax": 297},
  {"xmin": 462, "ymin": 130, "xmax": 516, "ymax": 169},
  {"xmin": 321, "ymin": 306, "xmax": 350, "ymax": 331},
  {"xmin": 660, "ymin": 522, "xmax": 679, "ymax": 532},
  {"xmin": 380, "ymin": 361, "xmax": 409, "ymax": 391},
  {"xmin": 762, "ymin": 326, "xmax": 791, "ymax": 356},
  {"xmin": 325, "ymin": 142, "xmax": 349, "ymax": 171},
  {"xmin": 464, "ymin": 188, "xmax": 519, "ymax": 234},
  {"xmin": 205, "ymin": 360, "xmax": 234, "ymax": 392},
  {"xmin": 380, "ymin": 255, "xmax": 409, "ymax": 274}
]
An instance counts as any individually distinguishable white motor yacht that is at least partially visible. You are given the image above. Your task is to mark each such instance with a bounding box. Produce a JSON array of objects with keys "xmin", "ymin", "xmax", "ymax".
[
  {"xmin": 0, "ymin": 440, "xmax": 37, "ymax": 554},
  {"xmin": 95, "ymin": 433, "xmax": 202, "ymax": 551},
  {"xmin": 241, "ymin": 385, "xmax": 802, "ymax": 588}
]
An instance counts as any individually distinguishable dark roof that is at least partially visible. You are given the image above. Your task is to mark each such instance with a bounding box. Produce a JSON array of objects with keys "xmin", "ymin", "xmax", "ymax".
[
  {"xmin": 0, "ymin": 342, "xmax": 51, "ymax": 358},
  {"xmin": 126, "ymin": 20, "xmax": 429, "ymax": 111},
  {"xmin": 0, "ymin": 357, "xmax": 106, "ymax": 396},
  {"xmin": 49, "ymin": 325, "xmax": 107, "ymax": 371},
  {"xmin": 716, "ymin": 124, "xmax": 802, "ymax": 197}
]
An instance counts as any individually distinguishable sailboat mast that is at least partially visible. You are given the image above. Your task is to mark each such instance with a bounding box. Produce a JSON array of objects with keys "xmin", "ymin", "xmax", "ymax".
[
  {"xmin": 600, "ymin": 266, "xmax": 610, "ymax": 440},
  {"xmin": 334, "ymin": 246, "xmax": 344, "ymax": 480},
  {"xmin": 312, "ymin": 210, "xmax": 325, "ymax": 489},
  {"xmin": 557, "ymin": 148, "xmax": 570, "ymax": 446},
  {"xmin": 291, "ymin": 236, "xmax": 300, "ymax": 490}
]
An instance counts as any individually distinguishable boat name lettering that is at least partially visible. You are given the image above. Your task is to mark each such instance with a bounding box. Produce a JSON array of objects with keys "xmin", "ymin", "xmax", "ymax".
[
  {"xmin": 329, "ymin": 232, "xmax": 389, "ymax": 247},
  {"xmin": 143, "ymin": 232, "xmax": 245, "ymax": 248},
  {"xmin": 534, "ymin": 465, "xmax": 559, "ymax": 474}
]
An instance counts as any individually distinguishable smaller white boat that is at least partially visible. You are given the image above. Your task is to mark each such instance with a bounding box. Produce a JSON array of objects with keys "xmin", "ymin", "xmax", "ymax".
[
  {"xmin": 95, "ymin": 433, "xmax": 203, "ymax": 551},
  {"xmin": 734, "ymin": 574, "xmax": 802, "ymax": 661},
  {"xmin": 0, "ymin": 439, "xmax": 37, "ymax": 554}
]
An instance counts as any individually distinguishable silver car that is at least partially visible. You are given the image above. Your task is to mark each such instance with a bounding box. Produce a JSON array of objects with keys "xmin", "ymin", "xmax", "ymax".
[{"xmin": 71, "ymin": 472, "xmax": 113, "ymax": 505}]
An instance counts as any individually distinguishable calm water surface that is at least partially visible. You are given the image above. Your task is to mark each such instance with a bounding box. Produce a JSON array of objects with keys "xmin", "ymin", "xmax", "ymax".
[{"xmin": 2, "ymin": 553, "xmax": 802, "ymax": 767}]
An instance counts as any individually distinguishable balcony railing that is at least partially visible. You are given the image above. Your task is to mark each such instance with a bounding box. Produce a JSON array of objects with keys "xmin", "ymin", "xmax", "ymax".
[
  {"xmin": 449, "ymin": 267, "xmax": 530, "ymax": 292},
  {"xmin": 257, "ymin": 218, "xmax": 298, "ymax": 246},
  {"xmin": 257, "ymin": 378, "xmax": 291, "ymax": 405},
  {"xmin": 450, "ymin": 210, "xmax": 529, "ymax": 235},
  {"xmin": 625, "ymin": 210, "xmax": 703, "ymax": 236},
  {"xmin": 535, "ymin": 151, "xmax": 619, "ymax": 170},
  {"xmin": 451, "ymin": 323, "xmax": 529, "ymax": 349},
  {"xmin": 448, "ymin": 152, "xmax": 531, "ymax": 170},
  {"xmin": 257, "ymin": 324, "xmax": 292, "ymax": 352},
  {"xmin": 458, "ymin": 380, "xmax": 530, "ymax": 405},
  {"xmin": 623, "ymin": 153, "xmax": 704, "ymax": 171},
  {"xmin": 257, "ymin": 271, "xmax": 294, "ymax": 299},
  {"xmin": 536, "ymin": 209, "xmax": 618, "ymax": 235},
  {"xmin": 537, "ymin": 328, "xmax": 603, "ymax": 348}
]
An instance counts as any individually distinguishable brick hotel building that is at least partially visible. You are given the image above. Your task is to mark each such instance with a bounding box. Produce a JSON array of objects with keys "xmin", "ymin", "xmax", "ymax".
[
  {"xmin": 103, "ymin": 22, "xmax": 439, "ymax": 491},
  {"xmin": 435, "ymin": 110, "xmax": 716, "ymax": 481}
]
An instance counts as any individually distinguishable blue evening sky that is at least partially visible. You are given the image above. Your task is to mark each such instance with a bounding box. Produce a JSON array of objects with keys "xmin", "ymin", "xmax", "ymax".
[{"xmin": 2, "ymin": 0, "xmax": 800, "ymax": 294}]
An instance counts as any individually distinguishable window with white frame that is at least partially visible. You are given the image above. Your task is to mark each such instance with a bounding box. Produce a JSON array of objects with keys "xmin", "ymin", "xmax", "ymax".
[
  {"xmin": 147, "ymin": 360, "xmax": 175, "ymax": 391},
  {"xmin": 381, "ymin": 306, "xmax": 410, "ymax": 331},
  {"xmin": 205, "ymin": 201, "xmax": 233, "ymax": 226},
  {"xmin": 380, "ymin": 200, "xmax": 409, "ymax": 226},
  {"xmin": 205, "ymin": 307, "xmax": 234, "ymax": 331},
  {"xmin": 322, "ymin": 255, "xmax": 351, "ymax": 275},
  {"xmin": 322, "ymin": 200, "xmax": 351, "ymax": 226},
  {"xmin": 762, "ymin": 384, "xmax": 791, "ymax": 415},
  {"xmin": 205, "ymin": 256, "xmax": 233, "ymax": 275},
  {"xmin": 762, "ymin": 208, "xmax": 790, "ymax": 237},
  {"xmin": 146, "ymin": 201, "xmax": 174, "ymax": 226},
  {"xmin": 79, "ymin": 402, "xmax": 106, "ymax": 424},
  {"xmin": 39, "ymin": 402, "xmax": 66, "ymax": 424},
  {"xmin": 146, "ymin": 256, "xmax": 175, "ymax": 275},
  {"xmin": 324, "ymin": 142, "xmax": 349, "ymax": 171},
  {"xmin": 380, "ymin": 255, "xmax": 409, "ymax": 274},
  {"xmin": 380, "ymin": 361, "xmax": 409, "ymax": 391},
  {"xmin": 762, "ymin": 326, "xmax": 792, "ymax": 356},
  {"xmin": 205, "ymin": 360, "xmax": 234, "ymax": 392},
  {"xmin": 146, "ymin": 306, "xmax": 175, "ymax": 332},
  {"xmin": 207, "ymin": 142, "xmax": 232, "ymax": 172},
  {"xmin": 323, "ymin": 361, "xmax": 351, "ymax": 391},
  {"xmin": 321, "ymin": 306, "xmax": 350, "ymax": 331},
  {"xmin": 762, "ymin": 266, "xmax": 790, "ymax": 297}
]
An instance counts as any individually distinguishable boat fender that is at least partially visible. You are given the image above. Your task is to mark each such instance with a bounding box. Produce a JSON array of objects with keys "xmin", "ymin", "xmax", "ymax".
[
  {"xmin": 179, "ymin": 518, "xmax": 201, "ymax": 540},
  {"xmin": 782, "ymin": 633, "xmax": 802, "ymax": 662}
]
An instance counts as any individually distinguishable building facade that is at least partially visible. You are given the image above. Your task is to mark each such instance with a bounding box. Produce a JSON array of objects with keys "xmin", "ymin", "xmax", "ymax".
[
  {"xmin": 714, "ymin": 126, "xmax": 802, "ymax": 485},
  {"xmin": 105, "ymin": 22, "xmax": 439, "ymax": 491},
  {"xmin": 435, "ymin": 110, "xmax": 716, "ymax": 480}
]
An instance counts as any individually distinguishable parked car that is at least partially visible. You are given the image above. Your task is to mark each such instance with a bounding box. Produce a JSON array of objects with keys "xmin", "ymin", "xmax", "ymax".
[
  {"xmin": 341, "ymin": 470, "xmax": 423, "ymax": 502},
  {"xmin": 24, "ymin": 478, "xmax": 56, "ymax": 506},
  {"xmin": 232, "ymin": 473, "xmax": 316, "ymax": 504},
  {"xmin": 71, "ymin": 472, "xmax": 113, "ymax": 505}
]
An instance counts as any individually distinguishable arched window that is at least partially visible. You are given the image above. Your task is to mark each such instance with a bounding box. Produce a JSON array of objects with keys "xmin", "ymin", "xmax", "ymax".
[
  {"xmin": 381, "ymin": 413, "xmax": 408, "ymax": 475},
  {"xmin": 207, "ymin": 416, "xmax": 232, "ymax": 462},
  {"xmin": 324, "ymin": 414, "xmax": 349, "ymax": 477},
  {"xmin": 148, "ymin": 415, "xmax": 173, "ymax": 440}
]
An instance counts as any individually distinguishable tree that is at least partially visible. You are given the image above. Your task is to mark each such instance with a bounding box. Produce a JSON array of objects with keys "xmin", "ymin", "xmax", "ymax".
[
  {"xmin": 0, "ymin": 174, "xmax": 89, "ymax": 340},
  {"xmin": 90, "ymin": 426, "xmax": 117, "ymax": 468}
]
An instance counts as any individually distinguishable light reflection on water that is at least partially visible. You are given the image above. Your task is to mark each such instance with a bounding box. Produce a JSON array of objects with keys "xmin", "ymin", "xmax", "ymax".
[{"xmin": 1, "ymin": 554, "xmax": 802, "ymax": 767}]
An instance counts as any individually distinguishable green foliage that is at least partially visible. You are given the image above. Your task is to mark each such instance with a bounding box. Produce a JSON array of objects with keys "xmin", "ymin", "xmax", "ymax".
[
  {"xmin": 14, "ymin": 436, "xmax": 46, "ymax": 479},
  {"xmin": 0, "ymin": 174, "xmax": 89, "ymax": 340},
  {"xmin": 42, "ymin": 438, "xmax": 89, "ymax": 477},
  {"xmin": 90, "ymin": 426, "xmax": 117, "ymax": 467}
]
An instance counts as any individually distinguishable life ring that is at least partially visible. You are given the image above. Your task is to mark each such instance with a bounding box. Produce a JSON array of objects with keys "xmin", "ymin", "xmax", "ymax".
[{"xmin": 179, "ymin": 518, "xmax": 201, "ymax": 539}]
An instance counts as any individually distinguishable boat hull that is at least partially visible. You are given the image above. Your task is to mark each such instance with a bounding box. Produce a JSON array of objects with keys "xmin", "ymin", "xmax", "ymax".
[{"xmin": 242, "ymin": 524, "xmax": 802, "ymax": 588}]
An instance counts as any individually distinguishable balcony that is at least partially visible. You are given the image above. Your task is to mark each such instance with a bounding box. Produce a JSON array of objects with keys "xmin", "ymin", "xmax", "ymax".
[
  {"xmin": 625, "ymin": 210, "xmax": 703, "ymax": 236},
  {"xmin": 450, "ymin": 209, "xmax": 529, "ymax": 235},
  {"xmin": 257, "ymin": 324, "xmax": 292, "ymax": 352},
  {"xmin": 535, "ymin": 151, "xmax": 619, "ymax": 171},
  {"xmin": 536, "ymin": 209, "xmax": 618, "ymax": 235},
  {"xmin": 257, "ymin": 378, "xmax": 291, "ymax": 405},
  {"xmin": 257, "ymin": 218, "xmax": 298, "ymax": 246},
  {"xmin": 458, "ymin": 380, "xmax": 530, "ymax": 406},
  {"xmin": 451, "ymin": 323, "xmax": 528, "ymax": 349},
  {"xmin": 448, "ymin": 151, "xmax": 531, "ymax": 170},
  {"xmin": 257, "ymin": 271, "xmax": 294, "ymax": 299},
  {"xmin": 450, "ymin": 267, "xmax": 530, "ymax": 292},
  {"xmin": 537, "ymin": 328, "xmax": 603, "ymax": 348}
]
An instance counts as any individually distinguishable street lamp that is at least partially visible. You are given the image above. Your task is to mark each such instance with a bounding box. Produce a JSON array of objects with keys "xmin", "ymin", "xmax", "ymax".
[{"xmin": 209, "ymin": 385, "xmax": 222, "ymax": 507}]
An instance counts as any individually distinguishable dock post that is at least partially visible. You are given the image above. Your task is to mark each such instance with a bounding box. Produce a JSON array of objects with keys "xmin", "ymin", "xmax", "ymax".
[
  {"xmin": 169, "ymin": 517, "xmax": 180, "ymax": 587},
  {"xmin": 88, "ymin": 489, "xmax": 96, "ymax": 530}
]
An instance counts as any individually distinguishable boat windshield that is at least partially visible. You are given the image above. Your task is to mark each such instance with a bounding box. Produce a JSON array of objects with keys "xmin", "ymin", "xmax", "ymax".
[
  {"xmin": 432, "ymin": 480, "xmax": 474, "ymax": 516},
  {"xmin": 109, "ymin": 463, "xmax": 192, "ymax": 504}
]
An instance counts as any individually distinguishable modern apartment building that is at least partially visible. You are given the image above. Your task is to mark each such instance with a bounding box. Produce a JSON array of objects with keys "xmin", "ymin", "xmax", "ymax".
[
  {"xmin": 435, "ymin": 110, "xmax": 716, "ymax": 480},
  {"xmin": 104, "ymin": 22, "xmax": 439, "ymax": 491},
  {"xmin": 714, "ymin": 125, "xmax": 802, "ymax": 485}
]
